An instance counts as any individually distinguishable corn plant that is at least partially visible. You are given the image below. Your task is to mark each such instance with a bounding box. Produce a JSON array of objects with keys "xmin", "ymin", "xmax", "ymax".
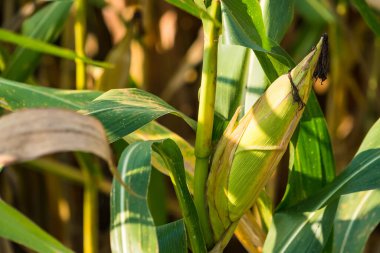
[{"xmin": 0, "ymin": 0, "xmax": 379, "ymax": 253}]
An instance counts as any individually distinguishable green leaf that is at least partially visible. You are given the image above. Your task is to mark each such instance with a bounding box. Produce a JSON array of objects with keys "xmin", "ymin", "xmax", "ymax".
[
  {"xmin": 351, "ymin": 0, "xmax": 380, "ymax": 37},
  {"xmin": 331, "ymin": 117, "xmax": 380, "ymax": 252},
  {"xmin": 165, "ymin": 0, "xmax": 219, "ymax": 25},
  {"xmin": 295, "ymin": 0, "xmax": 335, "ymax": 24},
  {"xmin": 261, "ymin": 0, "xmax": 295, "ymax": 42},
  {"xmin": 220, "ymin": 0, "xmax": 293, "ymax": 82},
  {"xmin": 123, "ymin": 121, "xmax": 195, "ymax": 192},
  {"xmin": 278, "ymin": 92, "xmax": 336, "ymax": 210},
  {"xmin": 111, "ymin": 139, "xmax": 205, "ymax": 253},
  {"xmin": 0, "ymin": 77, "xmax": 101, "ymax": 110},
  {"xmin": 0, "ymin": 200, "xmax": 73, "ymax": 253},
  {"xmin": 166, "ymin": 0, "xmax": 202, "ymax": 18},
  {"xmin": 0, "ymin": 29, "xmax": 111, "ymax": 72},
  {"xmin": 81, "ymin": 88, "xmax": 196, "ymax": 143},
  {"xmin": 264, "ymin": 117, "xmax": 380, "ymax": 252},
  {"xmin": 0, "ymin": 78, "xmax": 196, "ymax": 189},
  {"xmin": 157, "ymin": 220, "xmax": 187, "ymax": 253},
  {"xmin": 263, "ymin": 200, "xmax": 338, "ymax": 253},
  {"xmin": 110, "ymin": 141, "xmax": 159, "ymax": 253},
  {"xmin": 215, "ymin": 44, "xmax": 248, "ymax": 121},
  {"xmin": 332, "ymin": 190, "xmax": 380, "ymax": 253},
  {"xmin": 2, "ymin": 1, "xmax": 72, "ymax": 81}
]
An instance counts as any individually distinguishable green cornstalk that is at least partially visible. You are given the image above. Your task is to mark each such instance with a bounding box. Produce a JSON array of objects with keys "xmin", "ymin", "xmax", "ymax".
[
  {"xmin": 74, "ymin": 0, "xmax": 87, "ymax": 90},
  {"xmin": 194, "ymin": 0, "xmax": 221, "ymax": 248}
]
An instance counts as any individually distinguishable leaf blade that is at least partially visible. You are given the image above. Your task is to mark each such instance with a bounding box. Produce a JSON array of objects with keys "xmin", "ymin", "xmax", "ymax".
[
  {"xmin": 81, "ymin": 88, "xmax": 196, "ymax": 143},
  {"xmin": 0, "ymin": 200, "xmax": 74, "ymax": 253}
]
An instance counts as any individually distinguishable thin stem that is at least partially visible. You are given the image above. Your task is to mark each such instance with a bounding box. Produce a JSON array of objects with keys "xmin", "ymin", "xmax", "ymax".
[
  {"xmin": 74, "ymin": 0, "xmax": 87, "ymax": 90},
  {"xmin": 75, "ymin": 153, "xmax": 100, "ymax": 253},
  {"xmin": 194, "ymin": 0, "xmax": 220, "ymax": 248},
  {"xmin": 25, "ymin": 158, "xmax": 111, "ymax": 194}
]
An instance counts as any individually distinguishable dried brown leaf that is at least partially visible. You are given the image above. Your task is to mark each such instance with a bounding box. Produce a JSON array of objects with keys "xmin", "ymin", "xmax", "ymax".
[{"xmin": 0, "ymin": 109, "xmax": 112, "ymax": 166}]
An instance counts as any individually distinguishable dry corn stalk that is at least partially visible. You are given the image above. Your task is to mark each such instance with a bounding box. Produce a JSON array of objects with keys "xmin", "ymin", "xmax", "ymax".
[{"xmin": 207, "ymin": 35, "xmax": 327, "ymax": 247}]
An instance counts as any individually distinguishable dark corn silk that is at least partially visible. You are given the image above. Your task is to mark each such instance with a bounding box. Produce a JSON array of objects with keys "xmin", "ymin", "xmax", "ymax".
[
  {"xmin": 288, "ymin": 70, "xmax": 305, "ymax": 111},
  {"xmin": 313, "ymin": 33, "xmax": 329, "ymax": 82},
  {"xmin": 288, "ymin": 33, "xmax": 329, "ymax": 108}
]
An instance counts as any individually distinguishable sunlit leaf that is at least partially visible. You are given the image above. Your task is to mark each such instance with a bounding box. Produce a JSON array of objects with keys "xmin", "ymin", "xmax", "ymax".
[
  {"xmin": 261, "ymin": 0, "xmax": 295, "ymax": 42},
  {"xmin": 0, "ymin": 77, "xmax": 101, "ymax": 110},
  {"xmin": 111, "ymin": 139, "xmax": 204, "ymax": 253},
  {"xmin": 81, "ymin": 88, "xmax": 196, "ymax": 143},
  {"xmin": 0, "ymin": 78, "xmax": 196, "ymax": 188},
  {"xmin": 333, "ymin": 190, "xmax": 380, "ymax": 253},
  {"xmin": 351, "ymin": 0, "xmax": 380, "ymax": 37},
  {"xmin": 264, "ymin": 117, "xmax": 380, "ymax": 252},
  {"xmin": 0, "ymin": 200, "xmax": 74, "ymax": 253},
  {"xmin": 0, "ymin": 29, "xmax": 111, "ymax": 72},
  {"xmin": 279, "ymin": 92, "xmax": 336, "ymax": 210}
]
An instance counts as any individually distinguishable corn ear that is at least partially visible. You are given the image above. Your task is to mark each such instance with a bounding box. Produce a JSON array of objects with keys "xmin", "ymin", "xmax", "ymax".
[{"xmin": 207, "ymin": 37, "xmax": 325, "ymax": 244}]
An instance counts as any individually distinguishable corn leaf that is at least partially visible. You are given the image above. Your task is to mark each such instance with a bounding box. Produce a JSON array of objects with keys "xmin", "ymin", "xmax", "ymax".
[
  {"xmin": 264, "ymin": 117, "xmax": 380, "ymax": 252},
  {"xmin": 213, "ymin": 44, "xmax": 249, "ymax": 141},
  {"xmin": 124, "ymin": 121, "xmax": 195, "ymax": 192},
  {"xmin": 0, "ymin": 77, "xmax": 101, "ymax": 110},
  {"xmin": 157, "ymin": 220, "xmax": 187, "ymax": 253},
  {"xmin": 0, "ymin": 78, "xmax": 196, "ymax": 185},
  {"xmin": 0, "ymin": 29, "xmax": 111, "ymax": 71},
  {"xmin": 264, "ymin": 201, "xmax": 338, "ymax": 253},
  {"xmin": 278, "ymin": 92, "xmax": 336, "ymax": 209},
  {"xmin": 81, "ymin": 88, "xmax": 197, "ymax": 143},
  {"xmin": 2, "ymin": 1, "xmax": 72, "ymax": 81},
  {"xmin": 165, "ymin": 0, "xmax": 202, "ymax": 18},
  {"xmin": 295, "ymin": 0, "xmax": 335, "ymax": 24},
  {"xmin": 351, "ymin": 0, "xmax": 380, "ymax": 37},
  {"xmin": 220, "ymin": 0, "xmax": 293, "ymax": 82},
  {"xmin": 261, "ymin": 0, "xmax": 295, "ymax": 42},
  {"xmin": 0, "ymin": 200, "xmax": 74, "ymax": 253},
  {"xmin": 111, "ymin": 139, "xmax": 205, "ymax": 253},
  {"xmin": 0, "ymin": 108, "xmax": 112, "ymax": 253},
  {"xmin": 332, "ymin": 117, "xmax": 380, "ymax": 253},
  {"xmin": 165, "ymin": 0, "xmax": 218, "ymax": 24},
  {"xmin": 332, "ymin": 190, "xmax": 380, "ymax": 253}
]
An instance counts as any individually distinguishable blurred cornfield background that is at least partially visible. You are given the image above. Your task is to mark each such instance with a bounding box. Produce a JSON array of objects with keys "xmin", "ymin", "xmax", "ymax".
[{"xmin": 0, "ymin": 0, "xmax": 379, "ymax": 252}]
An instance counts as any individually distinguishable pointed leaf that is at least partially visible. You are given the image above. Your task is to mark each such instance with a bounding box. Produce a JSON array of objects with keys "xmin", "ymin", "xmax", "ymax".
[
  {"xmin": 220, "ymin": 0, "xmax": 293, "ymax": 82},
  {"xmin": 157, "ymin": 220, "xmax": 187, "ymax": 253},
  {"xmin": 0, "ymin": 77, "xmax": 101, "ymax": 110},
  {"xmin": 2, "ymin": 1, "xmax": 72, "ymax": 81},
  {"xmin": 0, "ymin": 29, "xmax": 110, "ymax": 71},
  {"xmin": 166, "ymin": 0, "xmax": 218, "ymax": 24},
  {"xmin": 261, "ymin": 0, "xmax": 295, "ymax": 42},
  {"xmin": 0, "ymin": 200, "xmax": 74, "ymax": 253},
  {"xmin": 279, "ymin": 92, "xmax": 335, "ymax": 209},
  {"xmin": 264, "ymin": 117, "xmax": 380, "ymax": 252},
  {"xmin": 0, "ymin": 78, "xmax": 196, "ymax": 187},
  {"xmin": 351, "ymin": 0, "xmax": 380, "ymax": 37},
  {"xmin": 263, "ymin": 201, "xmax": 338, "ymax": 253},
  {"xmin": 111, "ymin": 139, "xmax": 204, "ymax": 253},
  {"xmin": 81, "ymin": 88, "xmax": 196, "ymax": 143},
  {"xmin": 110, "ymin": 141, "xmax": 159, "ymax": 253},
  {"xmin": 0, "ymin": 109, "xmax": 112, "ymax": 167},
  {"xmin": 333, "ymin": 190, "xmax": 380, "ymax": 253}
]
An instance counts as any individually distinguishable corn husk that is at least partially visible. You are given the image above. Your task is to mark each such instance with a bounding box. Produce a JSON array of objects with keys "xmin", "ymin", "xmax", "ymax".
[{"xmin": 207, "ymin": 37, "xmax": 324, "ymax": 243}]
